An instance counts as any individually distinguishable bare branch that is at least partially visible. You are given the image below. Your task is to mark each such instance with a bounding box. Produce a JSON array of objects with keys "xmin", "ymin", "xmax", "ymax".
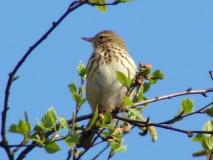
[
  {"xmin": 158, "ymin": 101, "xmax": 213, "ymax": 125},
  {"xmin": 133, "ymin": 88, "xmax": 213, "ymax": 108},
  {"xmin": 113, "ymin": 115, "xmax": 213, "ymax": 137}
]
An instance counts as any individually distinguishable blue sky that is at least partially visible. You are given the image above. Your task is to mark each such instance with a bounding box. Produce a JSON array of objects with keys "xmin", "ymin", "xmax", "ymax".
[{"xmin": 0, "ymin": 0, "xmax": 213, "ymax": 159}]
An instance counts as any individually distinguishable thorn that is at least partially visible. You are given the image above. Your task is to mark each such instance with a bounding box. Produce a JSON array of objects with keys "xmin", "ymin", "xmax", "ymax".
[
  {"xmin": 186, "ymin": 87, "xmax": 192, "ymax": 91},
  {"xmin": 187, "ymin": 131, "xmax": 193, "ymax": 137},
  {"xmin": 209, "ymin": 71, "xmax": 213, "ymax": 80},
  {"xmin": 139, "ymin": 130, "xmax": 147, "ymax": 136},
  {"xmin": 146, "ymin": 117, "xmax": 150, "ymax": 124},
  {"xmin": 201, "ymin": 93, "xmax": 207, "ymax": 97},
  {"xmin": 52, "ymin": 22, "xmax": 56, "ymax": 26}
]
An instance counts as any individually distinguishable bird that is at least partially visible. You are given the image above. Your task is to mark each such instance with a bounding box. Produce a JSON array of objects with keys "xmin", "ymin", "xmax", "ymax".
[
  {"xmin": 83, "ymin": 30, "xmax": 137, "ymax": 113},
  {"xmin": 77, "ymin": 31, "xmax": 137, "ymax": 149}
]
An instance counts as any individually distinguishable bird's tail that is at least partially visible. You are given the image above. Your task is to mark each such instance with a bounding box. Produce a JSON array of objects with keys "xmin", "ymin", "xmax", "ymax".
[{"xmin": 77, "ymin": 130, "xmax": 96, "ymax": 149}]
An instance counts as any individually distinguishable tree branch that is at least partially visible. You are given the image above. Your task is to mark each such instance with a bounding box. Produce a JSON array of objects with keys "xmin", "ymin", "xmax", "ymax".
[
  {"xmin": 87, "ymin": 0, "xmax": 126, "ymax": 6},
  {"xmin": 113, "ymin": 115, "xmax": 213, "ymax": 137},
  {"xmin": 1, "ymin": 0, "xmax": 88, "ymax": 159},
  {"xmin": 133, "ymin": 88, "xmax": 213, "ymax": 108},
  {"xmin": 158, "ymin": 101, "xmax": 213, "ymax": 125},
  {"xmin": 16, "ymin": 87, "xmax": 213, "ymax": 159},
  {"xmin": 16, "ymin": 113, "xmax": 92, "ymax": 160}
]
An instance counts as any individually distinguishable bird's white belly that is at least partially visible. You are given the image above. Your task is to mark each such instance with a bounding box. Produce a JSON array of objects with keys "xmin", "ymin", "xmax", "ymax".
[{"xmin": 86, "ymin": 64, "xmax": 127, "ymax": 112}]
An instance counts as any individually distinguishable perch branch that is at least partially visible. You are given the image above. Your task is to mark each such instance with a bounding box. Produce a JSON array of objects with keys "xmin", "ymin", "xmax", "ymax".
[
  {"xmin": 16, "ymin": 87, "xmax": 213, "ymax": 159},
  {"xmin": 133, "ymin": 88, "xmax": 213, "ymax": 108}
]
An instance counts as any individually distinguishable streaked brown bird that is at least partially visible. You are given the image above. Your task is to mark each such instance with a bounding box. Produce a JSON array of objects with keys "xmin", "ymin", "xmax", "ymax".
[
  {"xmin": 78, "ymin": 31, "xmax": 136, "ymax": 149},
  {"xmin": 83, "ymin": 30, "xmax": 137, "ymax": 113}
]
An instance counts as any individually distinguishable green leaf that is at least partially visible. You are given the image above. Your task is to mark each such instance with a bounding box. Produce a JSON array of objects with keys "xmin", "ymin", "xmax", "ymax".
[
  {"xmin": 135, "ymin": 88, "xmax": 144, "ymax": 102},
  {"xmin": 73, "ymin": 92, "xmax": 82, "ymax": 103},
  {"xmin": 150, "ymin": 79, "xmax": 158, "ymax": 84},
  {"xmin": 99, "ymin": 124, "xmax": 114, "ymax": 130},
  {"xmin": 79, "ymin": 98, "xmax": 87, "ymax": 106},
  {"xmin": 19, "ymin": 120, "xmax": 30, "ymax": 137},
  {"xmin": 207, "ymin": 105, "xmax": 213, "ymax": 117},
  {"xmin": 9, "ymin": 119, "xmax": 30, "ymax": 138},
  {"xmin": 193, "ymin": 133, "xmax": 203, "ymax": 142},
  {"xmin": 31, "ymin": 134, "xmax": 45, "ymax": 145},
  {"xmin": 127, "ymin": 108, "xmax": 143, "ymax": 120},
  {"xmin": 201, "ymin": 136, "xmax": 213, "ymax": 151},
  {"xmin": 68, "ymin": 83, "xmax": 77, "ymax": 95},
  {"xmin": 110, "ymin": 141, "xmax": 120, "ymax": 150},
  {"xmin": 181, "ymin": 99, "xmax": 194, "ymax": 114},
  {"xmin": 41, "ymin": 107, "xmax": 57, "ymax": 129},
  {"xmin": 44, "ymin": 142, "xmax": 60, "ymax": 153},
  {"xmin": 116, "ymin": 71, "xmax": 131, "ymax": 87},
  {"xmin": 68, "ymin": 83, "xmax": 86, "ymax": 106},
  {"xmin": 122, "ymin": 96, "xmax": 134, "ymax": 106},
  {"xmin": 65, "ymin": 134, "xmax": 80, "ymax": 148},
  {"xmin": 89, "ymin": 0, "xmax": 107, "ymax": 13},
  {"xmin": 113, "ymin": 145, "xmax": 127, "ymax": 153},
  {"xmin": 103, "ymin": 112, "xmax": 112, "ymax": 124},
  {"xmin": 203, "ymin": 120, "xmax": 213, "ymax": 132},
  {"xmin": 59, "ymin": 117, "xmax": 69, "ymax": 130},
  {"xmin": 77, "ymin": 62, "xmax": 86, "ymax": 80},
  {"xmin": 110, "ymin": 141, "xmax": 126, "ymax": 154},
  {"xmin": 87, "ymin": 106, "xmax": 99, "ymax": 129},
  {"xmin": 152, "ymin": 70, "xmax": 164, "ymax": 80},
  {"xmin": 143, "ymin": 83, "xmax": 151, "ymax": 93},
  {"xmin": 9, "ymin": 124, "xmax": 19, "ymax": 133}
]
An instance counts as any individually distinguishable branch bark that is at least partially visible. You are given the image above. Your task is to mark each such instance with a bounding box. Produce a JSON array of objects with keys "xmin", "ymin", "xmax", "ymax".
[
  {"xmin": 113, "ymin": 115, "xmax": 213, "ymax": 137},
  {"xmin": 133, "ymin": 88, "xmax": 213, "ymax": 108}
]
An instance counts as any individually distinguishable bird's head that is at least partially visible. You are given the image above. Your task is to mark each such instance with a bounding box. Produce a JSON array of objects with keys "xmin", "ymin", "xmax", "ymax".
[{"xmin": 82, "ymin": 30, "xmax": 127, "ymax": 50}]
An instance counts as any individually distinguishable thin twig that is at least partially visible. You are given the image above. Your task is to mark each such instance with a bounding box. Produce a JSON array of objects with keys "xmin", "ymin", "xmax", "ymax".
[
  {"xmin": 76, "ymin": 129, "xmax": 105, "ymax": 160},
  {"xmin": 8, "ymin": 144, "xmax": 31, "ymax": 148},
  {"xmin": 90, "ymin": 144, "xmax": 110, "ymax": 160},
  {"xmin": 66, "ymin": 150, "xmax": 72, "ymax": 160},
  {"xmin": 113, "ymin": 115, "xmax": 213, "ymax": 137},
  {"xmin": 158, "ymin": 101, "xmax": 213, "ymax": 125}
]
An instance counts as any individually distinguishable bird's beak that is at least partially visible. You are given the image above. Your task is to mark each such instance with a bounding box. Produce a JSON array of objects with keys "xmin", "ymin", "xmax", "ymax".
[{"xmin": 81, "ymin": 37, "xmax": 94, "ymax": 43}]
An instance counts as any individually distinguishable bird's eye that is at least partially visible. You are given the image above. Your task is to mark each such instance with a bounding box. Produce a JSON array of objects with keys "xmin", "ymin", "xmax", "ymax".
[{"xmin": 99, "ymin": 36, "xmax": 104, "ymax": 39}]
